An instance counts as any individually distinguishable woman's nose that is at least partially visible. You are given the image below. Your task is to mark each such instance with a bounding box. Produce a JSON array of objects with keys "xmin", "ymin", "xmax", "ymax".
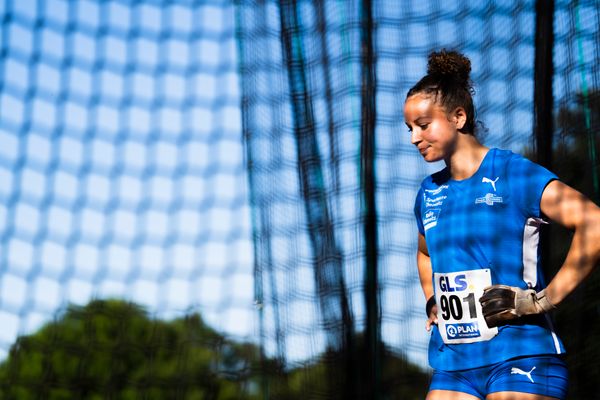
[{"xmin": 411, "ymin": 130, "xmax": 421, "ymax": 145}]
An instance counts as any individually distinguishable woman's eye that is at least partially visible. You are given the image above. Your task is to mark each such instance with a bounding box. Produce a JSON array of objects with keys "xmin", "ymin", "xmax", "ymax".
[{"xmin": 419, "ymin": 124, "xmax": 429, "ymax": 130}]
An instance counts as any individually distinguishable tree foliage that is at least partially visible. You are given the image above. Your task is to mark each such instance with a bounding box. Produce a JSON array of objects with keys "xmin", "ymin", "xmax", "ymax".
[
  {"xmin": 0, "ymin": 299, "xmax": 429, "ymax": 399},
  {"xmin": 0, "ymin": 300, "xmax": 262, "ymax": 399}
]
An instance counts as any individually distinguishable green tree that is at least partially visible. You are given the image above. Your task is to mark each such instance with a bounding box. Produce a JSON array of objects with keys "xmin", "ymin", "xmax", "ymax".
[
  {"xmin": 0, "ymin": 299, "xmax": 262, "ymax": 399},
  {"xmin": 0, "ymin": 300, "xmax": 428, "ymax": 400},
  {"xmin": 0, "ymin": 299, "xmax": 430, "ymax": 399}
]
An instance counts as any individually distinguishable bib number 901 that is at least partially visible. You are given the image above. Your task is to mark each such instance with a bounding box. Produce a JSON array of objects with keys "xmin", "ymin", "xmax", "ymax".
[
  {"xmin": 433, "ymin": 269, "xmax": 498, "ymax": 344},
  {"xmin": 439, "ymin": 293, "xmax": 476, "ymax": 321}
]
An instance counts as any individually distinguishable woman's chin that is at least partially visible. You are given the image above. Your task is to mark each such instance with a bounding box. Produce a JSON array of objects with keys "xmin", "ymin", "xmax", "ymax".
[{"xmin": 421, "ymin": 152, "xmax": 441, "ymax": 163}]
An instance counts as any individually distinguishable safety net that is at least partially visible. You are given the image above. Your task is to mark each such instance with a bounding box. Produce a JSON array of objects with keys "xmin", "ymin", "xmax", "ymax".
[
  {"xmin": 0, "ymin": 1, "xmax": 260, "ymax": 398},
  {"xmin": 236, "ymin": 0, "xmax": 600, "ymax": 398},
  {"xmin": 0, "ymin": 0, "xmax": 598, "ymax": 399}
]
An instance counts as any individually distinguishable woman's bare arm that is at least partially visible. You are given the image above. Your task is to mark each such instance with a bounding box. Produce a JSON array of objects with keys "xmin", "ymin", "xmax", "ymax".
[
  {"xmin": 417, "ymin": 233, "xmax": 437, "ymax": 330},
  {"xmin": 540, "ymin": 180, "xmax": 600, "ymax": 305}
]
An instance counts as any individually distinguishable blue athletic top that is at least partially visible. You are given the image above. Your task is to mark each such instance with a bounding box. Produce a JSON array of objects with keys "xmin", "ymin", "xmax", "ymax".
[{"xmin": 414, "ymin": 148, "xmax": 565, "ymax": 371}]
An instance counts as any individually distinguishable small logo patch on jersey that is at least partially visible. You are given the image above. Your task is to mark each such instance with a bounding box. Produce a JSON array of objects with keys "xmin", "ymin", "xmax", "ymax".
[
  {"xmin": 423, "ymin": 209, "xmax": 440, "ymax": 231},
  {"xmin": 425, "ymin": 194, "xmax": 447, "ymax": 208},
  {"xmin": 475, "ymin": 193, "xmax": 503, "ymax": 206},
  {"xmin": 425, "ymin": 185, "xmax": 449, "ymax": 195},
  {"xmin": 482, "ymin": 176, "xmax": 499, "ymax": 191}
]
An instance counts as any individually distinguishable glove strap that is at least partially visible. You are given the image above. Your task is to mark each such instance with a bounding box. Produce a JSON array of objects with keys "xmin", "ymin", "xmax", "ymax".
[{"xmin": 536, "ymin": 289, "xmax": 556, "ymax": 312}]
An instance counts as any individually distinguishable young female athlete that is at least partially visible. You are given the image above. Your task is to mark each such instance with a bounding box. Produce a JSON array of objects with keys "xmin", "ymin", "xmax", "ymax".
[{"xmin": 407, "ymin": 49, "xmax": 600, "ymax": 399}]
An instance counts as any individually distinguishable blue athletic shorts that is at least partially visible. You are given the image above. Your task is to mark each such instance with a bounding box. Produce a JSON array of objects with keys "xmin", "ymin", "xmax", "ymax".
[{"xmin": 429, "ymin": 354, "xmax": 568, "ymax": 399}]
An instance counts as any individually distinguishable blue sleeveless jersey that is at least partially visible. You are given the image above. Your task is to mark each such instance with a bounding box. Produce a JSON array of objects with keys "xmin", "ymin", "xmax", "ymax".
[{"xmin": 414, "ymin": 148, "xmax": 565, "ymax": 371}]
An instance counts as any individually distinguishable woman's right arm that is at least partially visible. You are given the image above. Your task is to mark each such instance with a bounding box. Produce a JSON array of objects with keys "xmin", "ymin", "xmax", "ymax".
[{"xmin": 417, "ymin": 233, "xmax": 437, "ymax": 330}]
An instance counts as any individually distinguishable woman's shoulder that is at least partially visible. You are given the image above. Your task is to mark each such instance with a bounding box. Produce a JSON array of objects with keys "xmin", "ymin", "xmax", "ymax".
[
  {"xmin": 487, "ymin": 148, "xmax": 542, "ymax": 175},
  {"xmin": 492, "ymin": 148, "xmax": 536, "ymax": 164},
  {"xmin": 490, "ymin": 147, "xmax": 522, "ymax": 162}
]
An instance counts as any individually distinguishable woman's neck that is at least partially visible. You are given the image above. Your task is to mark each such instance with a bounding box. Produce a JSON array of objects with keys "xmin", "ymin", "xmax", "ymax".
[{"xmin": 445, "ymin": 135, "xmax": 489, "ymax": 181}]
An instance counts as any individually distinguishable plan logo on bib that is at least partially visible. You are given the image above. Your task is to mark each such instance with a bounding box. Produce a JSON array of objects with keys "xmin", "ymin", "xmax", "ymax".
[{"xmin": 445, "ymin": 322, "xmax": 481, "ymax": 339}]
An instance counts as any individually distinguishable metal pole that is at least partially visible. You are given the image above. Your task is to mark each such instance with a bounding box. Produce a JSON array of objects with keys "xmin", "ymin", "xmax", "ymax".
[{"xmin": 360, "ymin": 0, "xmax": 380, "ymax": 398}]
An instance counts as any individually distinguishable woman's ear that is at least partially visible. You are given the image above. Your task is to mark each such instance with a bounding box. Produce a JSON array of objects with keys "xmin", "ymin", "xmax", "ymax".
[{"xmin": 452, "ymin": 107, "xmax": 467, "ymax": 130}]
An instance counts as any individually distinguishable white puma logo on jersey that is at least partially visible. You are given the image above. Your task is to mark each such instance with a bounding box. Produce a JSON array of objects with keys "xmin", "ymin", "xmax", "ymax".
[
  {"xmin": 482, "ymin": 176, "xmax": 499, "ymax": 191},
  {"xmin": 511, "ymin": 366, "xmax": 536, "ymax": 383}
]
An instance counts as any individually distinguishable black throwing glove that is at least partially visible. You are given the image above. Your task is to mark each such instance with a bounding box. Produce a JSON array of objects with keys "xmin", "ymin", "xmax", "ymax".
[{"xmin": 479, "ymin": 284, "xmax": 555, "ymax": 328}]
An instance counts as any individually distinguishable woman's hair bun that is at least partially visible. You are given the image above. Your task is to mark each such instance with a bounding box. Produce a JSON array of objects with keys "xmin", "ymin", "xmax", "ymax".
[{"xmin": 427, "ymin": 49, "xmax": 471, "ymax": 83}]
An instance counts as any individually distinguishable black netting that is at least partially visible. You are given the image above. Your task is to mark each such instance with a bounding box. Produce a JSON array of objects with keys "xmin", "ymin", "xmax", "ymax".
[
  {"xmin": 237, "ymin": 0, "xmax": 600, "ymax": 399},
  {"xmin": 0, "ymin": 1, "xmax": 262, "ymax": 398},
  {"xmin": 0, "ymin": 0, "xmax": 599, "ymax": 398}
]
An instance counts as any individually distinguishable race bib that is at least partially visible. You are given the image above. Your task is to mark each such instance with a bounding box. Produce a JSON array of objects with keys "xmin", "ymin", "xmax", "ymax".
[{"xmin": 433, "ymin": 269, "xmax": 498, "ymax": 344}]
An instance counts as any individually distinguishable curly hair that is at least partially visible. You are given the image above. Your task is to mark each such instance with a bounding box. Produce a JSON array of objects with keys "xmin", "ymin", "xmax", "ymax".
[{"xmin": 406, "ymin": 49, "xmax": 476, "ymax": 135}]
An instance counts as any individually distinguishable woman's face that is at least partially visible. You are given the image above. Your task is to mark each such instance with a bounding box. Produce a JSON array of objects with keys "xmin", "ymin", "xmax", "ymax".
[{"xmin": 404, "ymin": 94, "xmax": 460, "ymax": 163}]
